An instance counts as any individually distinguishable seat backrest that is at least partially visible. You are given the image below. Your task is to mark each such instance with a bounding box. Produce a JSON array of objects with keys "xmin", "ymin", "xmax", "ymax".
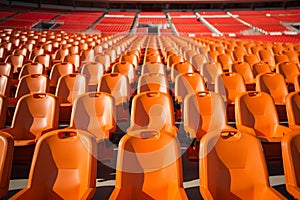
[
  {"xmin": 259, "ymin": 49, "xmax": 275, "ymax": 70},
  {"xmin": 175, "ymin": 72, "xmax": 207, "ymax": 104},
  {"xmin": 33, "ymin": 54, "xmax": 51, "ymax": 69},
  {"xmin": 217, "ymin": 53, "xmax": 233, "ymax": 71},
  {"xmin": 18, "ymin": 129, "xmax": 96, "ymax": 199},
  {"xmin": 63, "ymin": 54, "xmax": 80, "ymax": 72},
  {"xmin": 80, "ymin": 62, "xmax": 104, "ymax": 89},
  {"xmin": 49, "ymin": 62, "xmax": 74, "ymax": 87},
  {"xmin": 184, "ymin": 91, "xmax": 227, "ymax": 139},
  {"xmin": 281, "ymin": 131, "xmax": 300, "ymax": 199},
  {"xmin": 215, "ymin": 72, "xmax": 246, "ymax": 103},
  {"xmin": 274, "ymin": 53, "xmax": 289, "ymax": 64},
  {"xmin": 94, "ymin": 54, "xmax": 111, "ymax": 71},
  {"xmin": 283, "ymin": 49, "xmax": 299, "ymax": 65},
  {"xmin": 0, "ymin": 75, "xmax": 9, "ymax": 97},
  {"xmin": 130, "ymin": 91, "xmax": 175, "ymax": 132},
  {"xmin": 200, "ymin": 129, "xmax": 280, "ymax": 199},
  {"xmin": 252, "ymin": 61, "xmax": 272, "ymax": 78},
  {"xmin": 171, "ymin": 61, "xmax": 194, "ymax": 83},
  {"xmin": 55, "ymin": 73, "xmax": 86, "ymax": 104},
  {"xmin": 230, "ymin": 61, "xmax": 254, "ymax": 83},
  {"xmin": 138, "ymin": 73, "xmax": 168, "ymax": 94},
  {"xmin": 0, "ymin": 132, "xmax": 14, "ymax": 199},
  {"xmin": 112, "ymin": 61, "xmax": 135, "ymax": 84},
  {"xmin": 244, "ymin": 54, "xmax": 260, "ymax": 68},
  {"xmin": 70, "ymin": 92, "xmax": 116, "ymax": 140},
  {"xmin": 295, "ymin": 74, "xmax": 300, "ymax": 91},
  {"xmin": 0, "ymin": 63, "xmax": 12, "ymax": 77},
  {"xmin": 191, "ymin": 54, "xmax": 207, "ymax": 72},
  {"xmin": 232, "ymin": 48, "xmax": 246, "ymax": 62},
  {"xmin": 119, "ymin": 53, "xmax": 139, "ymax": 70},
  {"xmin": 276, "ymin": 61, "xmax": 299, "ymax": 84},
  {"xmin": 28, "ymin": 48, "xmax": 44, "ymax": 60},
  {"xmin": 5, "ymin": 54, "xmax": 24, "ymax": 73},
  {"xmin": 11, "ymin": 93, "xmax": 59, "ymax": 140},
  {"xmin": 18, "ymin": 62, "xmax": 44, "ymax": 80},
  {"xmin": 235, "ymin": 91, "xmax": 279, "ymax": 137},
  {"xmin": 286, "ymin": 91, "xmax": 300, "ymax": 129},
  {"xmin": 110, "ymin": 129, "xmax": 187, "ymax": 200},
  {"xmin": 167, "ymin": 54, "xmax": 184, "ymax": 71},
  {"xmin": 98, "ymin": 73, "xmax": 130, "ymax": 106},
  {"xmin": 200, "ymin": 62, "xmax": 223, "ymax": 85},
  {"xmin": 0, "ymin": 95, "xmax": 7, "ymax": 129},
  {"xmin": 256, "ymin": 72, "xmax": 288, "ymax": 104},
  {"xmin": 15, "ymin": 74, "xmax": 49, "ymax": 99},
  {"xmin": 141, "ymin": 62, "xmax": 165, "ymax": 75}
]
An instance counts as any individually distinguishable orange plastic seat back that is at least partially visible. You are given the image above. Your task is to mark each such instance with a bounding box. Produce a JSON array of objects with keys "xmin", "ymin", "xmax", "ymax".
[
  {"xmin": 63, "ymin": 54, "xmax": 80, "ymax": 72},
  {"xmin": 5, "ymin": 54, "xmax": 24, "ymax": 73},
  {"xmin": 217, "ymin": 53, "xmax": 233, "ymax": 71},
  {"xmin": 110, "ymin": 129, "xmax": 188, "ymax": 200},
  {"xmin": 230, "ymin": 61, "xmax": 254, "ymax": 83},
  {"xmin": 0, "ymin": 63, "xmax": 12, "ymax": 77},
  {"xmin": 55, "ymin": 73, "xmax": 86, "ymax": 105},
  {"xmin": 252, "ymin": 61, "xmax": 272, "ymax": 77},
  {"xmin": 256, "ymin": 72, "xmax": 288, "ymax": 104},
  {"xmin": 129, "ymin": 91, "xmax": 175, "ymax": 133},
  {"xmin": 33, "ymin": 54, "xmax": 51, "ymax": 69},
  {"xmin": 10, "ymin": 93, "xmax": 59, "ymax": 140},
  {"xmin": 49, "ymin": 62, "xmax": 74, "ymax": 87},
  {"xmin": 94, "ymin": 54, "xmax": 111, "ymax": 71},
  {"xmin": 201, "ymin": 62, "xmax": 223, "ymax": 85},
  {"xmin": 0, "ymin": 132, "xmax": 14, "ymax": 199},
  {"xmin": 138, "ymin": 73, "xmax": 168, "ymax": 94},
  {"xmin": 275, "ymin": 53, "xmax": 289, "ymax": 64},
  {"xmin": 208, "ymin": 50, "xmax": 218, "ymax": 62},
  {"xmin": 98, "ymin": 73, "xmax": 130, "ymax": 106},
  {"xmin": 144, "ymin": 54, "xmax": 162, "ymax": 64},
  {"xmin": 282, "ymin": 131, "xmax": 300, "ymax": 199},
  {"xmin": 175, "ymin": 72, "xmax": 207, "ymax": 104},
  {"xmin": 295, "ymin": 74, "xmax": 300, "ymax": 91},
  {"xmin": 53, "ymin": 48, "xmax": 69, "ymax": 61},
  {"xmin": 184, "ymin": 91, "xmax": 227, "ymax": 139},
  {"xmin": 80, "ymin": 62, "xmax": 104, "ymax": 91},
  {"xmin": 70, "ymin": 92, "xmax": 116, "ymax": 140},
  {"xmin": 283, "ymin": 49, "xmax": 299, "ymax": 65},
  {"xmin": 10, "ymin": 129, "xmax": 97, "ymax": 200},
  {"xmin": 286, "ymin": 92, "xmax": 300, "ymax": 129},
  {"xmin": 0, "ymin": 75, "xmax": 9, "ymax": 96},
  {"xmin": 200, "ymin": 130, "xmax": 285, "ymax": 199},
  {"xmin": 18, "ymin": 62, "xmax": 44, "ymax": 80},
  {"xmin": 232, "ymin": 48, "xmax": 246, "ymax": 62},
  {"xmin": 28, "ymin": 48, "xmax": 44, "ymax": 61},
  {"xmin": 191, "ymin": 54, "xmax": 207, "ymax": 72},
  {"xmin": 119, "ymin": 54, "xmax": 139, "ymax": 70},
  {"xmin": 276, "ymin": 61, "xmax": 299, "ymax": 84},
  {"xmin": 215, "ymin": 72, "xmax": 246, "ymax": 103},
  {"xmin": 0, "ymin": 95, "xmax": 7, "ymax": 129},
  {"xmin": 167, "ymin": 54, "xmax": 184, "ymax": 71},
  {"xmin": 141, "ymin": 62, "xmax": 165, "ymax": 75},
  {"xmin": 15, "ymin": 74, "xmax": 49, "ymax": 98},
  {"xmin": 171, "ymin": 61, "xmax": 194, "ymax": 83},
  {"xmin": 235, "ymin": 91, "xmax": 279, "ymax": 138},
  {"xmin": 244, "ymin": 54, "xmax": 260, "ymax": 68},
  {"xmin": 112, "ymin": 61, "xmax": 136, "ymax": 84},
  {"xmin": 259, "ymin": 49, "xmax": 275, "ymax": 70}
]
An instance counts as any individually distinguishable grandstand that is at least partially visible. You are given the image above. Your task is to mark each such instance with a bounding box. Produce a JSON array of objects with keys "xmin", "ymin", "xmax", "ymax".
[{"xmin": 0, "ymin": 0, "xmax": 300, "ymax": 199}]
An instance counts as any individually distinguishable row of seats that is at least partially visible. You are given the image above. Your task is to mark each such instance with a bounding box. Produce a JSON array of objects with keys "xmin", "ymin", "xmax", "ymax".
[{"xmin": 1, "ymin": 92, "xmax": 300, "ymax": 199}]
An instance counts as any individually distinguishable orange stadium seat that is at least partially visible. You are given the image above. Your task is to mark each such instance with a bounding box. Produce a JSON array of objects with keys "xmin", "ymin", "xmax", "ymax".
[
  {"xmin": 286, "ymin": 91, "xmax": 300, "ymax": 130},
  {"xmin": 281, "ymin": 131, "xmax": 300, "ymax": 199},
  {"xmin": 137, "ymin": 72, "xmax": 168, "ymax": 94},
  {"xmin": 110, "ymin": 129, "xmax": 188, "ymax": 200},
  {"xmin": 200, "ymin": 129, "xmax": 286, "ymax": 200},
  {"xmin": 0, "ymin": 132, "xmax": 14, "ymax": 199},
  {"xmin": 80, "ymin": 62, "xmax": 104, "ymax": 92},
  {"xmin": 10, "ymin": 129, "xmax": 97, "ymax": 200}
]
